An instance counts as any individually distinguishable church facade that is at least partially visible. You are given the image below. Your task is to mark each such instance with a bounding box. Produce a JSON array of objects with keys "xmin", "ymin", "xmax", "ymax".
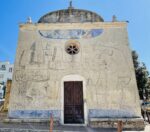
[{"xmin": 9, "ymin": 4, "xmax": 142, "ymax": 126}]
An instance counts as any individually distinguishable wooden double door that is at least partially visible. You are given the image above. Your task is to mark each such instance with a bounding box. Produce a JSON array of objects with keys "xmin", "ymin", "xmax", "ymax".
[{"xmin": 64, "ymin": 81, "xmax": 84, "ymax": 124}]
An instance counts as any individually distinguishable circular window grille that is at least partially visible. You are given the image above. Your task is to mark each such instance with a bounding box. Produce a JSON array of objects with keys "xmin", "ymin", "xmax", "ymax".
[{"xmin": 65, "ymin": 43, "xmax": 79, "ymax": 55}]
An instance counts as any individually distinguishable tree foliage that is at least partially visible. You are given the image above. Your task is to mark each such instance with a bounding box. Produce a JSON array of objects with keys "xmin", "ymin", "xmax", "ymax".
[{"xmin": 132, "ymin": 50, "xmax": 150, "ymax": 100}]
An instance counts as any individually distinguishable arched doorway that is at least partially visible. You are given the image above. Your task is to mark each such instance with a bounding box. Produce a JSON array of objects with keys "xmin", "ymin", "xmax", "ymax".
[{"xmin": 61, "ymin": 75, "xmax": 87, "ymax": 125}]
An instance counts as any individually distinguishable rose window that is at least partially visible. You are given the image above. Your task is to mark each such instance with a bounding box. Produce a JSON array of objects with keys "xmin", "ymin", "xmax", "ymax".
[{"xmin": 66, "ymin": 43, "xmax": 79, "ymax": 55}]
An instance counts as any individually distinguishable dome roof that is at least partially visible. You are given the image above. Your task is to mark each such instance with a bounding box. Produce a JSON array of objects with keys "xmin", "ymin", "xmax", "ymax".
[{"xmin": 38, "ymin": 8, "xmax": 104, "ymax": 23}]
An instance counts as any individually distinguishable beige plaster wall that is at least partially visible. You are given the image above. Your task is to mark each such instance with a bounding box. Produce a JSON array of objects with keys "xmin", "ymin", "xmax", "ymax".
[{"xmin": 9, "ymin": 22, "xmax": 141, "ymax": 118}]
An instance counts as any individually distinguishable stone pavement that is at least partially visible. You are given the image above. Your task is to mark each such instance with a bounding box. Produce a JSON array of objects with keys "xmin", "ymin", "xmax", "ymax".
[
  {"xmin": 0, "ymin": 123, "xmax": 115, "ymax": 132},
  {"xmin": 124, "ymin": 125, "xmax": 150, "ymax": 132},
  {"xmin": 0, "ymin": 113, "xmax": 149, "ymax": 132},
  {"xmin": 0, "ymin": 122, "xmax": 150, "ymax": 132}
]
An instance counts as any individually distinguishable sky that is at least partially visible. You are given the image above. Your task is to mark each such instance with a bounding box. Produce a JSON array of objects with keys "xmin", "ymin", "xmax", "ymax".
[{"xmin": 0, "ymin": 0, "xmax": 150, "ymax": 70}]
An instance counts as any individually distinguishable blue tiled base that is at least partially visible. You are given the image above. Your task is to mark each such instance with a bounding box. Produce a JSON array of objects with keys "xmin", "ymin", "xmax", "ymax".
[
  {"xmin": 9, "ymin": 109, "xmax": 140, "ymax": 119},
  {"xmin": 89, "ymin": 109, "xmax": 140, "ymax": 118},
  {"xmin": 9, "ymin": 110, "xmax": 61, "ymax": 119}
]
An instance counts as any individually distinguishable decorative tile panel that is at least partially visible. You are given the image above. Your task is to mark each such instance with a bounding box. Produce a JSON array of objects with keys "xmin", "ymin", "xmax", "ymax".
[
  {"xmin": 39, "ymin": 29, "xmax": 103, "ymax": 39},
  {"xmin": 9, "ymin": 110, "xmax": 61, "ymax": 119}
]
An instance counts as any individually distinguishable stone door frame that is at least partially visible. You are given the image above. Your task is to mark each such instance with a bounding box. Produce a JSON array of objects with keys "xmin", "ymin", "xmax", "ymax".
[{"xmin": 61, "ymin": 74, "xmax": 87, "ymax": 125}]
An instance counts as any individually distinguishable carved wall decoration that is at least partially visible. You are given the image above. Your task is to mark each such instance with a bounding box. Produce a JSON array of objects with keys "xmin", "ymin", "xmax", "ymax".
[
  {"xmin": 15, "ymin": 70, "xmax": 27, "ymax": 82},
  {"xmin": 83, "ymin": 46, "xmax": 132, "ymax": 107},
  {"xmin": 30, "ymin": 42, "xmax": 36, "ymax": 64},
  {"xmin": 18, "ymin": 42, "xmax": 45, "ymax": 68},
  {"xmin": 15, "ymin": 39, "xmax": 133, "ymax": 111},
  {"xmin": 15, "ymin": 70, "xmax": 49, "ymax": 82},
  {"xmin": 52, "ymin": 47, "xmax": 57, "ymax": 62},
  {"xmin": 26, "ymin": 82, "xmax": 48, "ymax": 99},
  {"xmin": 29, "ymin": 42, "xmax": 45, "ymax": 65},
  {"xmin": 39, "ymin": 29, "xmax": 103, "ymax": 39},
  {"xmin": 19, "ymin": 50, "xmax": 25, "ymax": 67}
]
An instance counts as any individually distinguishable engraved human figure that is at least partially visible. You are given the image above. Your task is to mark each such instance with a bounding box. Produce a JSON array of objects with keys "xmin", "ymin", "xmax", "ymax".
[{"xmin": 92, "ymin": 48, "xmax": 131, "ymax": 107}]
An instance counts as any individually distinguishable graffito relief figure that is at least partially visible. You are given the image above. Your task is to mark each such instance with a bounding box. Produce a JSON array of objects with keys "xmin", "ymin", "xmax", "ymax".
[{"xmin": 29, "ymin": 42, "xmax": 45, "ymax": 65}]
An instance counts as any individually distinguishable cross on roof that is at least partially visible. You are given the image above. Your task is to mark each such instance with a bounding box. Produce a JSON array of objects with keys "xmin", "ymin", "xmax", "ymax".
[
  {"xmin": 68, "ymin": 0, "xmax": 74, "ymax": 9},
  {"xmin": 70, "ymin": 0, "xmax": 72, "ymax": 7}
]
